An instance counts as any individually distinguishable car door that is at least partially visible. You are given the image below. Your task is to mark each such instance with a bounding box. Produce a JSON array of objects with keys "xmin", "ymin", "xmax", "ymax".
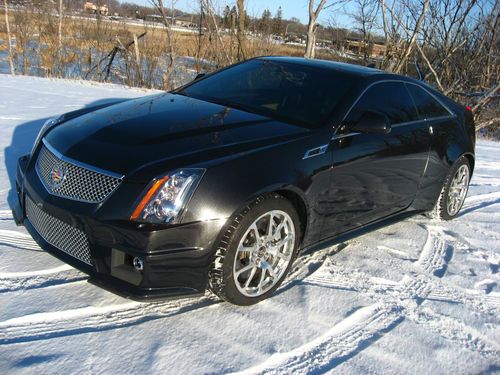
[{"xmin": 320, "ymin": 81, "xmax": 432, "ymax": 238}]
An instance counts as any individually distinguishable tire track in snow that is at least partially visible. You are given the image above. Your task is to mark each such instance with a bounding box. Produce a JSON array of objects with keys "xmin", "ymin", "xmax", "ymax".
[
  {"xmin": 235, "ymin": 302, "xmax": 403, "ymax": 375},
  {"xmin": 285, "ymin": 243, "xmax": 348, "ymax": 283},
  {"xmin": 417, "ymin": 225, "xmax": 452, "ymax": 277},
  {"xmin": 239, "ymin": 224, "xmax": 497, "ymax": 373},
  {"xmin": 0, "ymin": 265, "xmax": 86, "ymax": 293},
  {"xmin": 463, "ymin": 190, "xmax": 500, "ymax": 204},
  {"xmin": 0, "ymin": 240, "xmax": 344, "ymax": 344},
  {"xmin": 409, "ymin": 307, "xmax": 500, "ymax": 360},
  {"xmin": 377, "ymin": 245, "xmax": 417, "ymax": 261},
  {"xmin": 0, "ymin": 295, "xmax": 218, "ymax": 345},
  {"xmin": 306, "ymin": 272, "xmax": 500, "ymax": 314},
  {"xmin": 237, "ymin": 276, "xmax": 425, "ymax": 373},
  {"xmin": 0, "ymin": 229, "xmax": 41, "ymax": 251},
  {"xmin": 241, "ymin": 277, "xmax": 498, "ymax": 374},
  {"xmin": 0, "ymin": 211, "xmax": 13, "ymax": 220}
]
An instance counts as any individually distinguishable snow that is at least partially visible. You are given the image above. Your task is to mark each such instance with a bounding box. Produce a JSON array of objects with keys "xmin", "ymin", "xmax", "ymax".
[{"xmin": 0, "ymin": 74, "xmax": 499, "ymax": 374}]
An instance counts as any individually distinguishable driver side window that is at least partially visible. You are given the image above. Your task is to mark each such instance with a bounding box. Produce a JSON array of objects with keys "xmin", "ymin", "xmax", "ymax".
[{"xmin": 345, "ymin": 82, "xmax": 418, "ymax": 126}]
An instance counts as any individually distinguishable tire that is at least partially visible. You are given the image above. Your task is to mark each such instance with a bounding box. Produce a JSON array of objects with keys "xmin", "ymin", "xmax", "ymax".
[
  {"xmin": 428, "ymin": 156, "xmax": 471, "ymax": 221},
  {"xmin": 208, "ymin": 193, "xmax": 301, "ymax": 305}
]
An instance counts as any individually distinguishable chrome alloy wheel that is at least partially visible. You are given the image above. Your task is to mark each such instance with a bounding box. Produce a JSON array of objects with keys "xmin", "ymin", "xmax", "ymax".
[
  {"xmin": 233, "ymin": 210, "xmax": 296, "ymax": 297},
  {"xmin": 447, "ymin": 164, "xmax": 470, "ymax": 216}
]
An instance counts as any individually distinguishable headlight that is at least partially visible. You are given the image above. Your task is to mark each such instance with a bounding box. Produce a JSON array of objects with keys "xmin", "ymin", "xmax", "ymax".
[
  {"xmin": 130, "ymin": 169, "xmax": 205, "ymax": 224},
  {"xmin": 31, "ymin": 116, "xmax": 61, "ymax": 155}
]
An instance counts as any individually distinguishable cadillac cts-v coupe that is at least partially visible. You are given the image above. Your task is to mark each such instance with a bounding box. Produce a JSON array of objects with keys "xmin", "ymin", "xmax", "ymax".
[{"xmin": 13, "ymin": 57, "xmax": 475, "ymax": 305}]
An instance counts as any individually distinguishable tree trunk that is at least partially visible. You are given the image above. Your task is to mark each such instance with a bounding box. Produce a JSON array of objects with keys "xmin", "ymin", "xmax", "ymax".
[
  {"xmin": 305, "ymin": 21, "xmax": 316, "ymax": 58},
  {"xmin": 380, "ymin": 0, "xmax": 388, "ymax": 42},
  {"xmin": 58, "ymin": 0, "xmax": 63, "ymax": 48},
  {"xmin": 58, "ymin": 0, "xmax": 63, "ymax": 77},
  {"xmin": 133, "ymin": 34, "xmax": 143, "ymax": 86},
  {"xmin": 236, "ymin": 0, "xmax": 246, "ymax": 60},
  {"xmin": 3, "ymin": 0, "xmax": 15, "ymax": 75}
]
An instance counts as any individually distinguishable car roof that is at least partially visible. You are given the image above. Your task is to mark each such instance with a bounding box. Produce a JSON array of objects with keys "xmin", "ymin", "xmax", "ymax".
[
  {"xmin": 255, "ymin": 56, "xmax": 450, "ymax": 104},
  {"xmin": 258, "ymin": 56, "xmax": 384, "ymax": 77}
]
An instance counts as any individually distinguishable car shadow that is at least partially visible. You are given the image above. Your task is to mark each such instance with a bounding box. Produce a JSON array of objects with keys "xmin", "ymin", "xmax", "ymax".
[{"xmin": 3, "ymin": 98, "xmax": 128, "ymax": 209}]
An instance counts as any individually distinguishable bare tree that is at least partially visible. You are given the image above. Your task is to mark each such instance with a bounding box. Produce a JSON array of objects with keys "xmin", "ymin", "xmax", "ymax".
[
  {"xmin": 200, "ymin": 0, "xmax": 232, "ymax": 65},
  {"xmin": 3, "ymin": 0, "xmax": 15, "ymax": 75},
  {"xmin": 393, "ymin": 0, "xmax": 431, "ymax": 73},
  {"xmin": 305, "ymin": 0, "xmax": 328, "ymax": 58},
  {"xmin": 380, "ymin": 0, "xmax": 498, "ymax": 132},
  {"xmin": 350, "ymin": 0, "xmax": 378, "ymax": 64},
  {"xmin": 305, "ymin": 0, "xmax": 345, "ymax": 58},
  {"xmin": 150, "ymin": 0, "xmax": 176, "ymax": 89},
  {"xmin": 13, "ymin": 6, "xmax": 37, "ymax": 75}
]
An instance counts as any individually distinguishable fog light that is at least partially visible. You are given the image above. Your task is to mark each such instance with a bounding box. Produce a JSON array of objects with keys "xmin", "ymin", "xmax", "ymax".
[{"xmin": 132, "ymin": 257, "xmax": 144, "ymax": 271}]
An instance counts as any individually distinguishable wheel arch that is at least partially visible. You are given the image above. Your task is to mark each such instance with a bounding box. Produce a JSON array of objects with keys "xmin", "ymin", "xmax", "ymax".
[
  {"xmin": 221, "ymin": 184, "xmax": 311, "ymax": 248},
  {"xmin": 274, "ymin": 188, "xmax": 309, "ymax": 246},
  {"xmin": 462, "ymin": 152, "xmax": 475, "ymax": 175},
  {"xmin": 444, "ymin": 139, "xmax": 475, "ymax": 170}
]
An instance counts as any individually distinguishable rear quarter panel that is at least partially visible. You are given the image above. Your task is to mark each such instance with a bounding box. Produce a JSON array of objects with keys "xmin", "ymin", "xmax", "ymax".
[{"xmin": 411, "ymin": 102, "xmax": 475, "ymax": 211}]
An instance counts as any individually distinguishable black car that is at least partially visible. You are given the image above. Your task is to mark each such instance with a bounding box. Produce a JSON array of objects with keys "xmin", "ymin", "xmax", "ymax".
[{"xmin": 13, "ymin": 57, "xmax": 475, "ymax": 305}]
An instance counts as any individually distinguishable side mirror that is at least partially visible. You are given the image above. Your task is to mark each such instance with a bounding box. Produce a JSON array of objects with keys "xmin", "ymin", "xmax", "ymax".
[
  {"xmin": 347, "ymin": 111, "xmax": 391, "ymax": 134},
  {"xmin": 194, "ymin": 73, "xmax": 206, "ymax": 81}
]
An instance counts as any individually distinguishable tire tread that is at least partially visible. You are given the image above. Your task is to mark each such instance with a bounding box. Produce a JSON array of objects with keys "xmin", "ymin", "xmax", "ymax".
[
  {"xmin": 208, "ymin": 193, "xmax": 297, "ymax": 304},
  {"xmin": 427, "ymin": 156, "xmax": 470, "ymax": 221}
]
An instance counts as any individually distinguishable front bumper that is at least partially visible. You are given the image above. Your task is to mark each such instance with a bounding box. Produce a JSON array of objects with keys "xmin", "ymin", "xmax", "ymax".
[{"xmin": 15, "ymin": 154, "xmax": 226, "ymax": 300}]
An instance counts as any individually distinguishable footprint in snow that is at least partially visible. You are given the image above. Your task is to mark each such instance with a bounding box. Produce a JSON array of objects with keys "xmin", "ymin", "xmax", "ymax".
[{"xmin": 474, "ymin": 279, "xmax": 498, "ymax": 294}]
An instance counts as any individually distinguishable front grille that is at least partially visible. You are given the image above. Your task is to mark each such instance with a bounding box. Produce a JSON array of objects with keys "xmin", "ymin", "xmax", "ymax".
[
  {"xmin": 26, "ymin": 197, "xmax": 93, "ymax": 265},
  {"xmin": 36, "ymin": 144, "xmax": 122, "ymax": 203}
]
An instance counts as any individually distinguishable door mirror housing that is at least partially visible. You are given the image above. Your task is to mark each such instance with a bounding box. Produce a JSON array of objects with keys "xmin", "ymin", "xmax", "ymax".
[{"xmin": 347, "ymin": 111, "xmax": 391, "ymax": 134}]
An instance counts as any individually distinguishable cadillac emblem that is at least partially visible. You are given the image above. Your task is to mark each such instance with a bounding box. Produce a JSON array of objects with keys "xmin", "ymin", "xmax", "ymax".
[{"xmin": 49, "ymin": 163, "xmax": 67, "ymax": 189}]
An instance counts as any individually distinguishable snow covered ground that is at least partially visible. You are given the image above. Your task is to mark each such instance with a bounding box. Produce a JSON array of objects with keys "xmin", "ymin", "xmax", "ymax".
[{"xmin": 0, "ymin": 74, "xmax": 499, "ymax": 374}]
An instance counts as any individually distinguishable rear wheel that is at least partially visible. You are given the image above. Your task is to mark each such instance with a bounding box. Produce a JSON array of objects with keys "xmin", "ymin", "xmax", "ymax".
[
  {"xmin": 428, "ymin": 156, "xmax": 471, "ymax": 220},
  {"xmin": 208, "ymin": 194, "xmax": 300, "ymax": 305}
]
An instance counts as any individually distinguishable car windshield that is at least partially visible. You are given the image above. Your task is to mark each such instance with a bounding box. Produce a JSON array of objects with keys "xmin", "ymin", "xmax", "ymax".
[{"xmin": 179, "ymin": 59, "xmax": 356, "ymax": 128}]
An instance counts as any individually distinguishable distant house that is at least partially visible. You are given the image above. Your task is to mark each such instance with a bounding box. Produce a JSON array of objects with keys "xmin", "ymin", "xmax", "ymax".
[
  {"xmin": 144, "ymin": 14, "xmax": 164, "ymax": 23},
  {"xmin": 284, "ymin": 33, "xmax": 307, "ymax": 45},
  {"xmin": 344, "ymin": 37, "xmax": 387, "ymax": 58},
  {"xmin": 144, "ymin": 14, "xmax": 198, "ymax": 28},
  {"xmin": 84, "ymin": 2, "xmax": 109, "ymax": 16},
  {"xmin": 173, "ymin": 15, "xmax": 198, "ymax": 29}
]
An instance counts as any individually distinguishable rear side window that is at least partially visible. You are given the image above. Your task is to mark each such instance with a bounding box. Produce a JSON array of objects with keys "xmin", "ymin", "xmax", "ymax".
[
  {"xmin": 345, "ymin": 82, "xmax": 418, "ymax": 125},
  {"xmin": 406, "ymin": 84, "xmax": 450, "ymax": 119}
]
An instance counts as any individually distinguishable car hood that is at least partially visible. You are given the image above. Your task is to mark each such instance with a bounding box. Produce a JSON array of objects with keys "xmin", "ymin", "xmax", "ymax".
[{"xmin": 44, "ymin": 93, "xmax": 311, "ymax": 181}]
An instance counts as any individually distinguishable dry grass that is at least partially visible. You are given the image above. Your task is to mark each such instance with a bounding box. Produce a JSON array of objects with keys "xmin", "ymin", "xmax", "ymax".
[{"xmin": 0, "ymin": 8, "xmax": 353, "ymax": 87}]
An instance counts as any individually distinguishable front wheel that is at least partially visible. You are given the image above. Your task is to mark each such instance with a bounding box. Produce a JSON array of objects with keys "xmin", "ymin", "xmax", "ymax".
[
  {"xmin": 208, "ymin": 194, "xmax": 300, "ymax": 305},
  {"xmin": 428, "ymin": 156, "xmax": 471, "ymax": 220}
]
